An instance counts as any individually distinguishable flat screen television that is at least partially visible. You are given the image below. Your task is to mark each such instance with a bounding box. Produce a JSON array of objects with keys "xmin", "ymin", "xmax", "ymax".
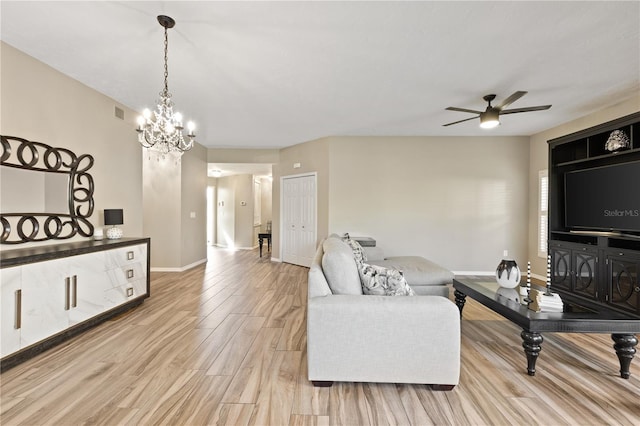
[{"xmin": 564, "ymin": 161, "xmax": 640, "ymax": 233}]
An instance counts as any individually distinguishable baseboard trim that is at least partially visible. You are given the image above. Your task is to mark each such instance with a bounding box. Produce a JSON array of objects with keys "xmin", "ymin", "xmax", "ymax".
[
  {"xmin": 452, "ymin": 271, "xmax": 493, "ymax": 276},
  {"xmin": 452, "ymin": 271, "xmax": 547, "ymax": 283},
  {"xmin": 271, "ymin": 257, "xmax": 282, "ymax": 263},
  {"xmin": 214, "ymin": 245, "xmax": 257, "ymax": 251},
  {"xmin": 151, "ymin": 258, "xmax": 207, "ymax": 273},
  {"xmin": 532, "ymin": 273, "xmax": 545, "ymax": 282}
]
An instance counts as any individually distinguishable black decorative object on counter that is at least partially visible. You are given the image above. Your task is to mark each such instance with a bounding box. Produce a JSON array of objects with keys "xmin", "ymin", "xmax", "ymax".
[{"xmin": 104, "ymin": 209, "xmax": 124, "ymax": 240}]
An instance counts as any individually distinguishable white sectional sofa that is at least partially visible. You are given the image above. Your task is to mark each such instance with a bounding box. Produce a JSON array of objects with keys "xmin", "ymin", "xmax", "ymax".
[{"xmin": 307, "ymin": 235, "xmax": 461, "ymax": 389}]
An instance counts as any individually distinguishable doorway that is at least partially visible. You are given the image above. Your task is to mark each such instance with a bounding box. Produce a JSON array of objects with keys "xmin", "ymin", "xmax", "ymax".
[
  {"xmin": 206, "ymin": 163, "xmax": 273, "ymax": 251},
  {"xmin": 281, "ymin": 173, "xmax": 317, "ymax": 267}
]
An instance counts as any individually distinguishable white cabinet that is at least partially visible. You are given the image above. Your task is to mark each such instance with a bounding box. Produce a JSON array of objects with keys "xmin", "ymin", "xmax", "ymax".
[
  {"xmin": 0, "ymin": 239, "xmax": 149, "ymax": 363},
  {"xmin": 20, "ymin": 256, "xmax": 74, "ymax": 347},
  {"xmin": 19, "ymin": 250, "xmax": 119, "ymax": 342},
  {"xmin": 103, "ymin": 244, "xmax": 148, "ymax": 309},
  {"xmin": 0, "ymin": 267, "xmax": 22, "ymax": 357}
]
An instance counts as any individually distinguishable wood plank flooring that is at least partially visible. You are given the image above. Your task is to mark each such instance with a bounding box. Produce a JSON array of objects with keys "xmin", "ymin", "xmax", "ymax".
[{"xmin": 1, "ymin": 247, "xmax": 639, "ymax": 425}]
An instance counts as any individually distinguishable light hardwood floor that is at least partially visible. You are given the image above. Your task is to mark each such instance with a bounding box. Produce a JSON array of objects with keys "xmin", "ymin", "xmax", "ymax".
[{"xmin": 1, "ymin": 247, "xmax": 639, "ymax": 425}]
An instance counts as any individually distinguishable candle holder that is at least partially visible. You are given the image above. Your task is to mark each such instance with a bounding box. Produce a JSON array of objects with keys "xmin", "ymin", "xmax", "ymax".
[
  {"xmin": 545, "ymin": 254, "xmax": 553, "ymax": 296},
  {"xmin": 524, "ymin": 261, "xmax": 533, "ymax": 303}
]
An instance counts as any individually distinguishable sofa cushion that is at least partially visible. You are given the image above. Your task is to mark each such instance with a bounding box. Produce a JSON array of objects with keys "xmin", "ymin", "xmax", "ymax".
[
  {"xmin": 370, "ymin": 256, "xmax": 454, "ymax": 286},
  {"xmin": 359, "ymin": 263, "xmax": 415, "ymax": 296},
  {"xmin": 321, "ymin": 237, "xmax": 363, "ymax": 295}
]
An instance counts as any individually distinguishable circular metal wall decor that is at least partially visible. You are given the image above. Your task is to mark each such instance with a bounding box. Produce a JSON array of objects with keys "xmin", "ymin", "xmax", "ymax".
[{"xmin": 1, "ymin": 135, "xmax": 95, "ymax": 244}]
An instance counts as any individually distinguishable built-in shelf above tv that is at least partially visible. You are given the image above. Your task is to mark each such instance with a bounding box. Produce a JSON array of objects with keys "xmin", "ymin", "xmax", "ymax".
[{"xmin": 548, "ymin": 111, "xmax": 640, "ymax": 318}]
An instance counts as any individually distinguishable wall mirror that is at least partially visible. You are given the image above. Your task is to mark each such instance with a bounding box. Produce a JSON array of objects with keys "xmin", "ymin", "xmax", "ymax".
[{"xmin": 1, "ymin": 135, "xmax": 95, "ymax": 244}]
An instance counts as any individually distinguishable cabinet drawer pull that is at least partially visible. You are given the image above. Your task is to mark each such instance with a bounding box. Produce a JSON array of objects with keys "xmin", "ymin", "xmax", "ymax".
[
  {"xmin": 126, "ymin": 287, "xmax": 134, "ymax": 297},
  {"xmin": 15, "ymin": 289, "xmax": 22, "ymax": 329},
  {"xmin": 65, "ymin": 277, "xmax": 71, "ymax": 310},
  {"xmin": 127, "ymin": 269, "xmax": 134, "ymax": 279},
  {"xmin": 127, "ymin": 251, "xmax": 134, "ymax": 260},
  {"xmin": 72, "ymin": 275, "xmax": 77, "ymax": 308}
]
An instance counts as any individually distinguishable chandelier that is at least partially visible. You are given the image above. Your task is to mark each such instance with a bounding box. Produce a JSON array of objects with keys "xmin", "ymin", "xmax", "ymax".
[{"xmin": 136, "ymin": 15, "xmax": 195, "ymax": 156}]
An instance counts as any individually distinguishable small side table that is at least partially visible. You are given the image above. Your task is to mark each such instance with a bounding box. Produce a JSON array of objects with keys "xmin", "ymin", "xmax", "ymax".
[
  {"xmin": 351, "ymin": 236, "xmax": 376, "ymax": 247},
  {"xmin": 258, "ymin": 233, "xmax": 272, "ymax": 257}
]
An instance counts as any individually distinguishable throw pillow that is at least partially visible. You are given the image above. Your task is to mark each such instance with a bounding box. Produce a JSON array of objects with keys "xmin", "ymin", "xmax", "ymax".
[
  {"xmin": 359, "ymin": 263, "xmax": 415, "ymax": 296},
  {"xmin": 342, "ymin": 234, "xmax": 368, "ymax": 264}
]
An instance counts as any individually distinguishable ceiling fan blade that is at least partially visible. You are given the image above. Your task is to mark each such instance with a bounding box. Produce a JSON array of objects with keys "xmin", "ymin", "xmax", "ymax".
[
  {"xmin": 442, "ymin": 116, "xmax": 479, "ymax": 127},
  {"xmin": 500, "ymin": 105, "xmax": 552, "ymax": 115},
  {"xmin": 496, "ymin": 91, "xmax": 527, "ymax": 110},
  {"xmin": 445, "ymin": 106, "xmax": 484, "ymax": 114}
]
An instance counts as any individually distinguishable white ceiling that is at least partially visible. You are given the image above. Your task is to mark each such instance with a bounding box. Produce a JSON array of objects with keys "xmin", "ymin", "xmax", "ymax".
[{"xmin": 1, "ymin": 1, "xmax": 639, "ymax": 150}]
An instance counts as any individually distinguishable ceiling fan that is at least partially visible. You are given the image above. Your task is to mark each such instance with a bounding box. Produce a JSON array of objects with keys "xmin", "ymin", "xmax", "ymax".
[{"xmin": 443, "ymin": 91, "xmax": 551, "ymax": 128}]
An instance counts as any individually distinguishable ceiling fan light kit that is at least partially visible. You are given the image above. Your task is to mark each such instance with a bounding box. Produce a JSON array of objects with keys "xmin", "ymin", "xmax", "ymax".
[
  {"xmin": 480, "ymin": 109, "xmax": 500, "ymax": 129},
  {"xmin": 444, "ymin": 91, "xmax": 551, "ymax": 128}
]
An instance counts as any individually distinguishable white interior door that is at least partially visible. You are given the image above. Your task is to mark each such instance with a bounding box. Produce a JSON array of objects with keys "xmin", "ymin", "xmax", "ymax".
[{"xmin": 282, "ymin": 174, "xmax": 317, "ymax": 267}]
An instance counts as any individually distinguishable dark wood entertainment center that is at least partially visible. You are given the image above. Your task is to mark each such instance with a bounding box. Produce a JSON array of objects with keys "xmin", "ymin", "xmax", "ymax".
[{"xmin": 548, "ymin": 111, "xmax": 640, "ymax": 318}]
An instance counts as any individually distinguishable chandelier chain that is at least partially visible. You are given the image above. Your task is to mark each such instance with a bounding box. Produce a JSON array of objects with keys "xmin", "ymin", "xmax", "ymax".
[
  {"xmin": 163, "ymin": 26, "xmax": 169, "ymax": 97},
  {"xmin": 136, "ymin": 15, "xmax": 196, "ymax": 159}
]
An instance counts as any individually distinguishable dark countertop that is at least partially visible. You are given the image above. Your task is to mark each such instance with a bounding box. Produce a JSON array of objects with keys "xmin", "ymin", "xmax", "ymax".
[{"xmin": 0, "ymin": 237, "xmax": 151, "ymax": 268}]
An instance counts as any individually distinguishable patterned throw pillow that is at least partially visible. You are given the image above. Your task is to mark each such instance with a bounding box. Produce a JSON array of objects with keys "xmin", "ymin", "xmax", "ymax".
[
  {"xmin": 358, "ymin": 263, "xmax": 415, "ymax": 296},
  {"xmin": 342, "ymin": 234, "xmax": 367, "ymax": 265}
]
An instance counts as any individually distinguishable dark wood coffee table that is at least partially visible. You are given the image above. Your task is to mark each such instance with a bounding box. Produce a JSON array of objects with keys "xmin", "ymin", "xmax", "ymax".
[{"xmin": 453, "ymin": 277, "xmax": 640, "ymax": 378}]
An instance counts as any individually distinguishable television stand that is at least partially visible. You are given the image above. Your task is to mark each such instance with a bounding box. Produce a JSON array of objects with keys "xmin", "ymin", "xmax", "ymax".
[{"xmin": 548, "ymin": 111, "xmax": 640, "ymax": 318}]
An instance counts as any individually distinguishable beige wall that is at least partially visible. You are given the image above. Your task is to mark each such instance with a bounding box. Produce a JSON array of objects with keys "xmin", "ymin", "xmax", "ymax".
[
  {"xmin": 143, "ymin": 144, "xmax": 208, "ymax": 269},
  {"xmin": 527, "ymin": 94, "xmax": 640, "ymax": 277},
  {"xmin": 0, "ymin": 42, "xmax": 143, "ymax": 249},
  {"xmin": 326, "ymin": 136, "xmax": 530, "ymax": 272},
  {"xmin": 207, "ymin": 177, "xmax": 218, "ymax": 245},
  {"xmin": 234, "ymin": 174, "xmax": 256, "ymax": 249},
  {"xmin": 180, "ymin": 142, "xmax": 208, "ymax": 266},
  {"xmin": 142, "ymin": 152, "xmax": 181, "ymax": 267},
  {"xmin": 214, "ymin": 174, "xmax": 255, "ymax": 249},
  {"xmin": 260, "ymin": 176, "xmax": 273, "ymax": 231},
  {"xmin": 143, "ymin": 144, "xmax": 207, "ymax": 271},
  {"xmin": 216, "ymin": 176, "xmax": 235, "ymax": 247}
]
